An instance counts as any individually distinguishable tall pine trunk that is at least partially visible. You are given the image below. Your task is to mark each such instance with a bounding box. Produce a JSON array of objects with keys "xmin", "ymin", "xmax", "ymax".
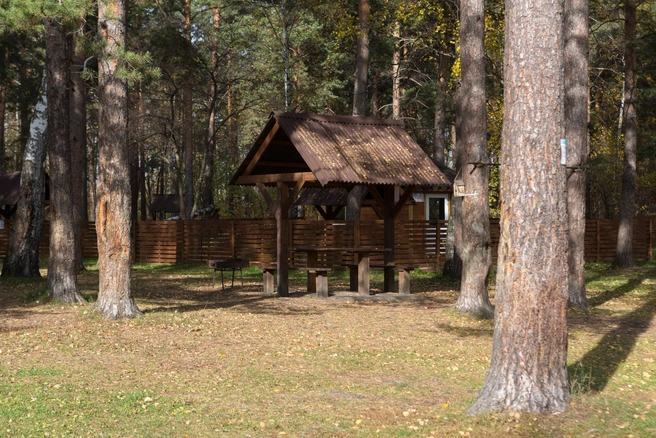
[
  {"xmin": 454, "ymin": 0, "xmax": 493, "ymax": 318},
  {"xmin": 469, "ymin": 0, "xmax": 569, "ymax": 414},
  {"xmin": 614, "ymin": 0, "xmax": 637, "ymax": 268},
  {"xmin": 0, "ymin": 85, "xmax": 5, "ymax": 174},
  {"xmin": 352, "ymin": 0, "xmax": 370, "ymax": 117},
  {"xmin": 1, "ymin": 78, "xmax": 47, "ymax": 278},
  {"xmin": 70, "ymin": 26, "xmax": 88, "ymax": 272},
  {"xmin": 392, "ymin": 21, "xmax": 402, "ymax": 121},
  {"xmin": 95, "ymin": 0, "xmax": 141, "ymax": 319},
  {"xmin": 433, "ymin": 53, "xmax": 448, "ymax": 164},
  {"xmin": 44, "ymin": 18, "xmax": 84, "ymax": 303},
  {"xmin": 347, "ymin": 0, "xmax": 370, "ymax": 220},
  {"xmin": 564, "ymin": 0, "xmax": 589, "ymax": 308},
  {"xmin": 197, "ymin": 7, "xmax": 220, "ymax": 212},
  {"xmin": 182, "ymin": 0, "xmax": 194, "ymax": 220},
  {"xmin": 443, "ymin": 78, "xmax": 463, "ymax": 280}
]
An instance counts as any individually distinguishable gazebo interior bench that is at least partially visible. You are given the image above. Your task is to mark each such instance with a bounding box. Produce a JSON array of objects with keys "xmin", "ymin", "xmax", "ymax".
[{"xmin": 341, "ymin": 263, "xmax": 417, "ymax": 294}]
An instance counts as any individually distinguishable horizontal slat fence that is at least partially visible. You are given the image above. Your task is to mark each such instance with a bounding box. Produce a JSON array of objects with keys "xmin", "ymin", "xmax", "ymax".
[{"xmin": 0, "ymin": 217, "xmax": 653, "ymax": 270}]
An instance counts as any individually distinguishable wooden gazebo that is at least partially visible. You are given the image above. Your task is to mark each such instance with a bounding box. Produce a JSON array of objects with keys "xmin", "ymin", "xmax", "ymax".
[{"xmin": 230, "ymin": 112, "xmax": 451, "ymax": 295}]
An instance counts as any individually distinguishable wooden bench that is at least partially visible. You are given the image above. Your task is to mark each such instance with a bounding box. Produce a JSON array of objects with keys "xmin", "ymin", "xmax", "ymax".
[
  {"xmin": 297, "ymin": 267, "xmax": 332, "ymax": 298},
  {"xmin": 342, "ymin": 263, "xmax": 416, "ymax": 294},
  {"xmin": 257, "ymin": 266, "xmax": 277, "ymax": 295}
]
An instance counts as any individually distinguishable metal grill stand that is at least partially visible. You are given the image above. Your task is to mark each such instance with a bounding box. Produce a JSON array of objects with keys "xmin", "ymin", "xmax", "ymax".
[{"xmin": 208, "ymin": 259, "xmax": 250, "ymax": 290}]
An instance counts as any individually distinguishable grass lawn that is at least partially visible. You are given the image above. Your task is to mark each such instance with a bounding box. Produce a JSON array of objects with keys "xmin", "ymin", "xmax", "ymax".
[{"xmin": 0, "ymin": 260, "xmax": 655, "ymax": 437}]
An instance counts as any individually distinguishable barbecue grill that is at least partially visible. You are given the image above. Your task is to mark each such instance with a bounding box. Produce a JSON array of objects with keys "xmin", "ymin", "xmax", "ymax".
[{"xmin": 208, "ymin": 258, "xmax": 250, "ymax": 290}]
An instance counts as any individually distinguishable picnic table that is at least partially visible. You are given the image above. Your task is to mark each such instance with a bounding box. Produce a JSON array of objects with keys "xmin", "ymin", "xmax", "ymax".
[{"xmin": 293, "ymin": 247, "xmax": 390, "ymax": 296}]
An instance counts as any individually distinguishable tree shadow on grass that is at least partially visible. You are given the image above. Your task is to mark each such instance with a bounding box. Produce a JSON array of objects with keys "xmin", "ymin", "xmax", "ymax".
[
  {"xmin": 588, "ymin": 278, "xmax": 644, "ymax": 307},
  {"xmin": 569, "ymin": 292, "xmax": 656, "ymax": 393},
  {"xmin": 428, "ymin": 323, "xmax": 494, "ymax": 338}
]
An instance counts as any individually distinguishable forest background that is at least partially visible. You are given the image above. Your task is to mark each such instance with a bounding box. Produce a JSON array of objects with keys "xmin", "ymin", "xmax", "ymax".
[{"xmin": 0, "ymin": 0, "xmax": 655, "ymax": 221}]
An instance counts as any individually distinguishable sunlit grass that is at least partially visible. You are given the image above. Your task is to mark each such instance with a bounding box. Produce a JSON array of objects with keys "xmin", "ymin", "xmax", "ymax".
[{"xmin": 0, "ymin": 259, "xmax": 654, "ymax": 436}]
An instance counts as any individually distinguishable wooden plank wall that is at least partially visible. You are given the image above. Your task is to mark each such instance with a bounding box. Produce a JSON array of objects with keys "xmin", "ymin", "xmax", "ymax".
[{"xmin": 0, "ymin": 217, "xmax": 653, "ymax": 269}]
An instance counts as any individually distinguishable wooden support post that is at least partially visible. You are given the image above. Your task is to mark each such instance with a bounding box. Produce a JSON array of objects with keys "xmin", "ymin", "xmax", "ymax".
[
  {"xmin": 358, "ymin": 253, "xmax": 371, "ymax": 295},
  {"xmin": 398, "ymin": 268, "xmax": 412, "ymax": 294},
  {"xmin": 263, "ymin": 268, "xmax": 275, "ymax": 295},
  {"xmin": 306, "ymin": 250, "xmax": 318, "ymax": 294},
  {"xmin": 353, "ymin": 220, "xmax": 361, "ymax": 264},
  {"xmin": 384, "ymin": 185, "xmax": 396, "ymax": 292},
  {"xmin": 276, "ymin": 182, "xmax": 290, "ymax": 296},
  {"xmin": 316, "ymin": 270, "xmax": 328, "ymax": 298}
]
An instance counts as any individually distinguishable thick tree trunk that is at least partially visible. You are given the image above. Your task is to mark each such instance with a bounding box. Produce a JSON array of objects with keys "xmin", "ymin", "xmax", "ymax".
[
  {"xmin": 95, "ymin": 0, "xmax": 141, "ymax": 319},
  {"xmin": 565, "ymin": 0, "xmax": 589, "ymax": 308},
  {"xmin": 1, "ymin": 78, "xmax": 47, "ymax": 278},
  {"xmin": 469, "ymin": 0, "xmax": 569, "ymax": 414},
  {"xmin": 614, "ymin": 1, "xmax": 637, "ymax": 268},
  {"xmin": 182, "ymin": 0, "xmax": 194, "ymax": 220},
  {"xmin": 454, "ymin": 0, "xmax": 493, "ymax": 319},
  {"xmin": 347, "ymin": 0, "xmax": 370, "ymax": 219},
  {"xmin": 44, "ymin": 19, "xmax": 85, "ymax": 303},
  {"xmin": 70, "ymin": 28, "xmax": 88, "ymax": 272},
  {"xmin": 0, "ymin": 85, "xmax": 5, "ymax": 174}
]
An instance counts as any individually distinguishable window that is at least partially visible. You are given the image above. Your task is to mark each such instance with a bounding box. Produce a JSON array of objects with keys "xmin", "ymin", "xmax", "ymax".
[{"xmin": 425, "ymin": 194, "xmax": 449, "ymax": 221}]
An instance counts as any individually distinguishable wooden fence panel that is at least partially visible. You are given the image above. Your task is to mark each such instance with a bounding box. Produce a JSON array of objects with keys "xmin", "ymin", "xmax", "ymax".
[
  {"xmin": 233, "ymin": 219, "xmax": 277, "ymax": 266},
  {"xmin": 135, "ymin": 221, "xmax": 180, "ymax": 263},
  {"xmin": 0, "ymin": 217, "xmax": 653, "ymax": 268}
]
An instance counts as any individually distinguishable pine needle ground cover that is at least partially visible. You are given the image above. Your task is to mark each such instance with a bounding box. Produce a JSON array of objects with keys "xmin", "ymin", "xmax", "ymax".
[{"xmin": 0, "ymin": 261, "xmax": 654, "ymax": 437}]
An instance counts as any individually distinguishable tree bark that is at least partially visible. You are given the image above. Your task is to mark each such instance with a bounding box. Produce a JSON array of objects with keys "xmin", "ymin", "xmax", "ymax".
[
  {"xmin": 197, "ymin": 6, "xmax": 220, "ymax": 213},
  {"xmin": 443, "ymin": 83, "xmax": 463, "ymax": 280},
  {"xmin": 454, "ymin": 0, "xmax": 493, "ymax": 319},
  {"xmin": 95, "ymin": 0, "xmax": 141, "ymax": 319},
  {"xmin": 182, "ymin": 0, "xmax": 194, "ymax": 220},
  {"xmin": 469, "ymin": 0, "xmax": 569, "ymax": 414},
  {"xmin": 614, "ymin": 0, "xmax": 637, "ymax": 268},
  {"xmin": 371, "ymin": 72, "xmax": 380, "ymax": 117},
  {"xmin": 1, "ymin": 78, "xmax": 47, "ymax": 278},
  {"xmin": 0, "ymin": 85, "xmax": 5, "ymax": 174},
  {"xmin": 44, "ymin": 18, "xmax": 85, "ymax": 303},
  {"xmin": 565, "ymin": 0, "xmax": 589, "ymax": 308},
  {"xmin": 433, "ymin": 53, "xmax": 448, "ymax": 164},
  {"xmin": 69, "ymin": 27, "xmax": 88, "ymax": 272},
  {"xmin": 281, "ymin": 0, "xmax": 292, "ymax": 111},
  {"xmin": 352, "ymin": 0, "xmax": 370, "ymax": 117},
  {"xmin": 347, "ymin": 0, "xmax": 370, "ymax": 220},
  {"xmin": 392, "ymin": 21, "xmax": 402, "ymax": 121}
]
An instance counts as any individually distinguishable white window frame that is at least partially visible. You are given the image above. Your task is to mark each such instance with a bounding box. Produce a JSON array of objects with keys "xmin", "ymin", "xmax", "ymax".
[{"xmin": 424, "ymin": 194, "xmax": 450, "ymax": 221}]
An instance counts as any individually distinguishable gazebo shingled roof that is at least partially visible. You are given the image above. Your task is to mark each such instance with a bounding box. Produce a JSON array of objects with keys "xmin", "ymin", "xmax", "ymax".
[{"xmin": 231, "ymin": 112, "xmax": 451, "ymax": 188}]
